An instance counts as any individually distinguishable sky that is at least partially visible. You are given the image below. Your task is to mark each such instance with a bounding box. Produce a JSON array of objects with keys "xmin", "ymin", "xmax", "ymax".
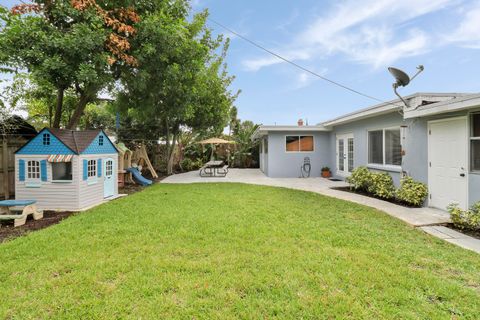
[
  {"xmin": 191, "ymin": 0, "xmax": 480, "ymax": 125},
  {"xmin": 3, "ymin": 0, "xmax": 480, "ymax": 125}
]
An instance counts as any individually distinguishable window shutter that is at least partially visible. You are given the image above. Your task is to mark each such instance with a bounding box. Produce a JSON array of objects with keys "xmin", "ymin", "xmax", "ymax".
[
  {"xmin": 97, "ymin": 159, "xmax": 102, "ymax": 177},
  {"xmin": 40, "ymin": 160, "xmax": 47, "ymax": 181},
  {"xmin": 18, "ymin": 159, "xmax": 25, "ymax": 181},
  {"xmin": 83, "ymin": 159, "xmax": 88, "ymax": 180}
]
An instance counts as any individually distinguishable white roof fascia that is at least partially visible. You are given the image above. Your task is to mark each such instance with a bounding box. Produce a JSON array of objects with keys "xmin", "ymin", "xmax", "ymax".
[
  {"xmin": 321, "ymin": 103, "xmax": 400, "ymax": 127},
  {"xmin": 251, "ymin": 125, "xmax": 330, "ymax": 140},
  {"xmin": 321, "ymin": 92, "xmax": 469, "ymax": 127},
  {"xmin": 404, "ymin": 94, "xmax": 480, "ymax": 119}
]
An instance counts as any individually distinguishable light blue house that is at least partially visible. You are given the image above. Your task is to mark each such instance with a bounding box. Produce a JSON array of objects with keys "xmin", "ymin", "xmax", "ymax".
[
  {"xmin": 15, "ymin": 128, "xmax": 118, "ymax": 211},
  {"xmin": 253, "ymin": 92, "xmax": 480, "ymax": 211}
]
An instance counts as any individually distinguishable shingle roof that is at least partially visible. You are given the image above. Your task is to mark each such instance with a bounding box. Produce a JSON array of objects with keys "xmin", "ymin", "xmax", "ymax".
[{"xmin": 48, "ymin": 128, "xmax": 102, "ymax": 154}]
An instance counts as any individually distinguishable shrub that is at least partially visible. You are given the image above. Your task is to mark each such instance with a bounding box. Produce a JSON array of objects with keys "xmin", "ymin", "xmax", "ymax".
[
  {"xmin": 321, "ymin": 166, "xmax": 330, "ymax": 172},
  {"xmin": 395, "ymin": 176, "xmax": 428, "ymax": 206},
  {"xmin": 346, "ymin": 166, "xmax": 371, "ymax": 191},
  {"xmin": 180, "ymin": 158, "xmax": 194, "ymax": 172},
  {"xmin": 367, "ymin": 172, "xmax": 395, "ymax": 199},
  {"xmin": 181, "ymin": 158, "xmax": 203, "ymax": 172},
  {"xmin": 448, "ymin": 202, "xmax": 480, "ymax": 231}
]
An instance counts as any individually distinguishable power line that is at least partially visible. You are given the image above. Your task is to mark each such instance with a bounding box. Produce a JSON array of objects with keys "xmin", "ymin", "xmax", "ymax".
[{"xmin": 207, "ymin": 17, "xmax": 403, "ymax": 108}]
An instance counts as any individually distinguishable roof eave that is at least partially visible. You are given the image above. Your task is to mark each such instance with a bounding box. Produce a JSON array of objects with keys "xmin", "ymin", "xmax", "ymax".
[
  {"xmin": 251, "ymin": 125, "xmax": 331, "ymax": 140},
  {"xmin": 322, "ymin": 105, "xmax": 400, "ymax": 127},
  {"xmin": 404, "ymin": 94, "xmax": 480, "ymax": 119}
]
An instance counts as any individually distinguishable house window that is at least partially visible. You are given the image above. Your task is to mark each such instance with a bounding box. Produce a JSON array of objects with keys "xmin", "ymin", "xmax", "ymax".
[
  {"xmin": 52, "ymin": 162, "xmax": 72, "ymax": 181},
  {"xmin": 87, "ymin": 160, "xmax": 97, "ymax": 177},
  {"xmin": 27, "ymin": 160, "xmax": 40, "ymax": 179},
  {"xmin": 285, "ymin": 136, "xmax": 314, "ymax": 152},
  {"xmin": 99, "ymin": 135, "xmax": 104, "ymax": 146},
  {"xmin": 471, "ymin": 113, "xmax": 480, "ymax": 171},
  {"xmin": 348, "ymin": 138, "xmax": 354, "ymax": 172},
  {"xmin": 368, "ymin": 128, "xmax": 401, "ymax": 166},
  {"xmin": 106, "ymin": 160, "xmax": 113, "ymax": 176},
  {"xmin": 43, "ymin": 133, "xmax": 50, "ymax": 145}
]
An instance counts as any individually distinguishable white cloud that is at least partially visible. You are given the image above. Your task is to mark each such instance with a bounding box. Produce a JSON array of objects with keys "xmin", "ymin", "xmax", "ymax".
[
  {"xmin": 243, "ymin": 0, "xmax": 456, "ymax": 71},
  {"xmin": 445, "ymin": 3, "xmax": 480, "ymax": 48},
  {"xmin": 294, "ymin": 68, "xmax": 328, "ymax": 89}
]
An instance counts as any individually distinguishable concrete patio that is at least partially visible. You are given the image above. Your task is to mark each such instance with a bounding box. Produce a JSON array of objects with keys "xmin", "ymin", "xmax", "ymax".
[{"xmin": 162, "ymin": 169, "xmax": 480, "ymax": 254}]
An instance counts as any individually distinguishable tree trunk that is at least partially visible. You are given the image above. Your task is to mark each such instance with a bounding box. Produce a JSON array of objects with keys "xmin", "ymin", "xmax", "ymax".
[
  {"xmin": 52, "ymin": 87, "xmax": 64, "ymax": 128},
  {"xmin": 48, "ymin": 103, "xmax": 53, "ymax": 127},
  {"xmin": 167, "ymin": 130, "xmax": 178, "ymax": 175},
  {"xmin": 66, "ymin": 93, "xmax": 90, "ymax": 129}
]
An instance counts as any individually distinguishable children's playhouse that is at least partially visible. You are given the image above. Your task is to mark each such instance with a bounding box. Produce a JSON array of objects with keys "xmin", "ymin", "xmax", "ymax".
[{"xmin": 14, "ymin": 128, "xmax": 118, "ymax": 211}]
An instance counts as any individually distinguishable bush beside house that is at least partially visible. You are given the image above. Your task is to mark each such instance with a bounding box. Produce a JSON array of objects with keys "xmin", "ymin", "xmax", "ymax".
[
  {"xmin": 367, "ymin": 172, "xmax": 396, "ymax": 200},
  {"xmin": 396, "ymin": 176, "xmax": 429, "ymax": 207},
  {"xmin": 448, "ymin": 202, "xmax": 480, "ymax": 231},
  {"xmin": 346, "ymin": 167, "xmax": 428, "ymax": 207}
]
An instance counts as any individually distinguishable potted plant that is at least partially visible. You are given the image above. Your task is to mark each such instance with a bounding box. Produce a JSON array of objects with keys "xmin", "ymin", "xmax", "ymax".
[{"xmin": 321, "ymin": 166, "xmax": 331, "ymax": 178}]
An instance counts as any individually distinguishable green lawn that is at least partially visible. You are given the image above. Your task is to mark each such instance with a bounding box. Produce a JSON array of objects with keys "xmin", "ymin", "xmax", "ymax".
[{"xmin": 0, "ymin": 183, "xmax": 479, "ymax": 319}]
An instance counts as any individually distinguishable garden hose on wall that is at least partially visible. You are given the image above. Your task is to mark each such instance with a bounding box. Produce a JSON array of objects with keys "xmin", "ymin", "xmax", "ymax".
[{"xmin": 301, "ymin": 157, "xmax": 311, "ymax": 178}]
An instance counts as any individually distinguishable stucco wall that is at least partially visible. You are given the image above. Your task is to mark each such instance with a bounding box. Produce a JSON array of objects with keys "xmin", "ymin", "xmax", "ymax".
[
  {"xmin": 263, "ymin": 109, "xmax": 480, "ymax": 207},
  {"xmin": 266, "ymin": 131, "xmax": 332, "ymax": 178},
  {"xmin": 469, "ymin": 175, "xmax": 480, "ymax": 206},
  {"xmin": 406, "ymin": 110, "xmax": 480, "ymax": 206},
  {"xmin": 329, "ymin": 112, "xmax": 405, "ymax": 185}
]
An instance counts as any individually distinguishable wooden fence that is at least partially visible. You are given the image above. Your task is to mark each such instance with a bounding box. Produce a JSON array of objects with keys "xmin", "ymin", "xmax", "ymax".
[{"xmin": 0, "ymin": 138, "xmax": 25, "ymax": 199}]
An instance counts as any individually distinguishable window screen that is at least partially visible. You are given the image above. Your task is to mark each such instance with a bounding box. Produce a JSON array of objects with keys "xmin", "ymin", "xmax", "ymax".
[
  {"xmin": 471, "ymin": 114, "xmax": 480, "ymax": 171},
  {"xmin": 368, "ymin": 130, "xmax": 383, "ymax": 164},
  {"xmin": 286, "ymin": 136, "xmax": 300, "ymax": 152},
  {"xmin": 385, "ymin": 129, "xmax": 401, "ymax": 166}
]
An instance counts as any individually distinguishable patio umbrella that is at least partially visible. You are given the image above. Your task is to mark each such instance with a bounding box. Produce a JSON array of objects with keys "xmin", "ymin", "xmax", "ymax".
[{"xmin": 198, "ymin": 138, "xmax": 236, "ymax": 161}]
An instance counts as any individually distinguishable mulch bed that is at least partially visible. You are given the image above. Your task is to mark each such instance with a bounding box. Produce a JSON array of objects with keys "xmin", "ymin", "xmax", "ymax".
[
  {"xmin": 0, "ymin": 211, "xmax": 75, "ymax": 243},
  {"xmin": 331, "ymin": 186, "xmax": 422, "ymax": 208},
  {"xmin": 446, "ymin": 224, "xmax": 480, "ymax": 240},
  {"xmin": 0, "ymin": 176, "xmax": 166, "ymax": 243}
]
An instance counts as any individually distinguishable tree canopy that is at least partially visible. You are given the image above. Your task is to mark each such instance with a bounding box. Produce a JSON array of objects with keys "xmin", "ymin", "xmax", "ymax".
[
  {"xmin": 117, "ymin": 7, "xmax": 238, "ymax": 174},
  {"xmin": 0, "ymin": 0, "xmax": 240, "ymax": 174},
  {"xmin": 0, "ymin": 0, "xmax": 139, "ymax": 128}
]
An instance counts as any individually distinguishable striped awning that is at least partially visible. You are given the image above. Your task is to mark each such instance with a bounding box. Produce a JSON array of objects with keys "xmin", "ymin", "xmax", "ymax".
[{"xmin": 47, "ymin": 154, "xmax": 73, "ymax": 162}]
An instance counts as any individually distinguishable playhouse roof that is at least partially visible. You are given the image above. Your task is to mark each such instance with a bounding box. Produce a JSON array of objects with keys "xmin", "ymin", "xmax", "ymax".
[
  {"xmin": 48, "ymin": 128, "xmax": 103, "ymax": 154},
  {"xmin": 15, "ymin": 127, "xmax": 119, "ymax": 155}
]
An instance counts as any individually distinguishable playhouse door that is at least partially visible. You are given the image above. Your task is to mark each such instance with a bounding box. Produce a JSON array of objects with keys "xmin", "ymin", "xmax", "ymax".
[{"xmin": 104, "ymin": 158, "xmax": 115, "ymax": 198}]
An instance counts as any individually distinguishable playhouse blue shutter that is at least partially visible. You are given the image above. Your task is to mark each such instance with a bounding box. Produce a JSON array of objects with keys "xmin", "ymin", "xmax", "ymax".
[
  {"xmin": 97, "ymin": 159, "xmax": 102, "ymax": 177},
  {"xmin": 83, "ymin": 159, "xmax": 88, "ymax": 180},
  {"xmin": 40, "ymin": 160, "xmax": 47, "ymax": 181},
  {"xmin": 18, "ymin": 159, "xmax": 25, "ymax": 181}
]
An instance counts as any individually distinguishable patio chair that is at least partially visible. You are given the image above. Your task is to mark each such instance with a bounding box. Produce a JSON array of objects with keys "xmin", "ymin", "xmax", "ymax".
[{"xmin": 301, "ymin": 157, "xmax": 311, "ymax": 178}]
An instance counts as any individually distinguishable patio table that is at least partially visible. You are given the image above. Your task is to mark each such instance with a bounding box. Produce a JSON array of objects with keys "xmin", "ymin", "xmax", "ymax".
[
  {"xmin": 0, "ymin": 200, "xmax": 43, "ymax": 227},
  {"xmin": 199, "ymin": 160, "xmax": 229, "ymax": 177}
]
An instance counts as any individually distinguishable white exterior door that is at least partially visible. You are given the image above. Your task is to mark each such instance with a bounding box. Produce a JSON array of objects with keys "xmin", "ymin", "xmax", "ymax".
[
  {"xmin": 428, "ymin": 117, "xmax": 468, "ymax": 210},
  {"xmin": 336, "ymin": 134, "xmax": 354, "ymax": 176},
  {"xmin": 103, "ymin": 158, "xmax": 115, "ymax": 198}
]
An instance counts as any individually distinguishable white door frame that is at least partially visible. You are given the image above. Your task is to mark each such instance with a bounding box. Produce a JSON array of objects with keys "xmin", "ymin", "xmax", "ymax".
[
  {"xmin": 336, "ymin": 133, "xmax": 354, "ymax": 176},
  {"xmin": 427, "ymin": 116, "xmax": 469, "ymax": 209},
  {"xmin": 103, "ymin": 158, "xmax": 115, "ymax": 198}
]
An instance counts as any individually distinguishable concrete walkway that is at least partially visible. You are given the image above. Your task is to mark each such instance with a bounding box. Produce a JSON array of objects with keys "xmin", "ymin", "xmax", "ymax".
[
  {"xmin": 162, "ymin": 169, "xmax": 480, "ymax": 254},
  {"xmin": 421, "ymin": 226, "xmax": 480, "ymax": 253}
]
